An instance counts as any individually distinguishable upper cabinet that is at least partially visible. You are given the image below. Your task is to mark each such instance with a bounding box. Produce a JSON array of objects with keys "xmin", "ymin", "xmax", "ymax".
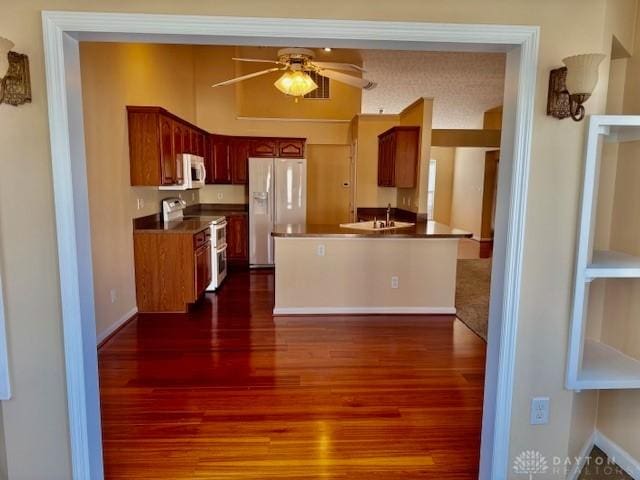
[
  {"xmin": 127, "ymin": 106, "xmax": 208, "ymax": 186},
  {"xmin": 250, "ymin": 138, "xmax": 278, "ymax": 157},
  {"xmin": 377, "ymin": 126, "xmax": 420, "ymax": 188},
  {"xmin": 229, "ymin": 137, "xmax": 250, "ymax": 185},
  {"xmin": 128, "ymin": 106, "xmax": 306, "ymax": 186},
  {"xmin": 208, "ymin": 134, "xmax": 231, "ymax": 184},
  {"xmin": 249, "ymin": 138, "xmax": 306, "ymax": 159},
  {"xmin": 277, "ymin": 138, "xmax": 305, "ymax": 158}
]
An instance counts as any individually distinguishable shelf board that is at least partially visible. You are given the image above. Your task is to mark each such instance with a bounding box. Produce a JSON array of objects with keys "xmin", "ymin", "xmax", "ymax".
[
  {"xmin": 576, "ymin": 339, "xmax": 640, "ymax": 389},
  {"xmin": 585, "ymin": 250, "xmax": 640, "ymax": 279}
]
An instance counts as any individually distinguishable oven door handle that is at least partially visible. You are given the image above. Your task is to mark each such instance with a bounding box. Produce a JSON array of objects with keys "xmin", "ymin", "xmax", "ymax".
[{"xmin": 216, "ymin": 243, "xmax": 228, "ymax": 253}]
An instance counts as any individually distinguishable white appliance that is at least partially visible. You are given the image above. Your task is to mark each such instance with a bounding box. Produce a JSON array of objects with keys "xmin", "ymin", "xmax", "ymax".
[
  {"xmin": 162, "ymin": 198, "xmax": 227, "ymax": 291},
  {"xmin": 162, "ymin": 197, "xmax": 187, "ymax": 222},
  {"xmin": 249, "ymin": 157, "xmax": 307, "ymax": 266},
  {"xmin": 159, "ymin": 154, "xmax": 206, "ymax": 190},
  {"xmin": 207, "ymin": 217, "xmax": 227, "ymax": 291}
]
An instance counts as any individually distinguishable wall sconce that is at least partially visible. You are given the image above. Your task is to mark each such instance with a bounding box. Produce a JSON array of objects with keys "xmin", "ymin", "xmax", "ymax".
[
  {"xmin": 547, "ymin": 53, "xmax": 605, "ymax": 122},
  {"xmin": 0, "ymin": 36, "xmax": 32, "ymax": 107}
]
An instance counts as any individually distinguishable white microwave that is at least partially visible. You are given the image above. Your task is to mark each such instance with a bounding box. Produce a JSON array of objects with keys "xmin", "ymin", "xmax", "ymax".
[{"xmin": 159, "ymin": 154, "xmax": 206, "ymax": 190}]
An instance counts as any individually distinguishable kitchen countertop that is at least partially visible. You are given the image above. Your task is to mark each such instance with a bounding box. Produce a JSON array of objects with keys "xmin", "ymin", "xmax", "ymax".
[
  {"xmin": 272, "ymin": 221, "xmax": 472, "ymax": 239},
  {"xmin": 134, "ymin": 217, "xmax": 218, "ymax": 234}
]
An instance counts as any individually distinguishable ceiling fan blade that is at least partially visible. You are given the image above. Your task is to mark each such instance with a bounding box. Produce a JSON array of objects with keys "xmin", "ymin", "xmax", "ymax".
[
  {"xmin": 232, "ymin": 57, "xmax": 284, "ymax": 65},
  {"xmin": 317, "ymin": 69, "xmax": 377, "ymax": 90},
  {"xmin": 312, "ymin": 61, "xmax": 366, "ymax": 72},
  {"xmin": 211, "ymin": 67, "xmax": 283, "ymax": 88}
]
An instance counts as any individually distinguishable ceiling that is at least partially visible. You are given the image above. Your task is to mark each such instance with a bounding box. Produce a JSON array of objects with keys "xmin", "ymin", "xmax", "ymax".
[{"xmin": 361, "ymin": 50, "xmax": 506, "ymax": 129}]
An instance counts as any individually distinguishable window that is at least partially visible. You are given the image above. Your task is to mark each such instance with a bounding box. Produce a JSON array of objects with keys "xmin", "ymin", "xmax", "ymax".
[
  {"xmin": 427, "ymin": 159, "xmax": 437, "ymax": 220},
  {"xmin": 304, "ymin": 71, "xmax": 330, "ymax": 99}
]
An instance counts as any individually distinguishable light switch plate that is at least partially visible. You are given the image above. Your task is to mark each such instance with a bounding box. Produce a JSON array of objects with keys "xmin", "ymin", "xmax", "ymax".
[{"xmin": 530, "ymin": 397, "xmax": 550, "ymax": 425}]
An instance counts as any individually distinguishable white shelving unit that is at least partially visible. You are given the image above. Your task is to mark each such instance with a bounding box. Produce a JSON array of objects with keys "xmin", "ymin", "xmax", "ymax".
[{"xmin": 567, "ymin": 115, "xmax": 640, "ymax": 390}]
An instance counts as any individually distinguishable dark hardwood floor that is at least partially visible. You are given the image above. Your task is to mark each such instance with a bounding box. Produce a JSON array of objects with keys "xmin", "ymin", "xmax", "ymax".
[{"xmin": 99, "ymin": 270, "xmax": 486, "ymax": 479}]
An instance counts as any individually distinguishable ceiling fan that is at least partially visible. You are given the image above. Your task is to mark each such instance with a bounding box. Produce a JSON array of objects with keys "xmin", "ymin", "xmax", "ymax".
[{"xmin": 211, "ymin": 48, "xmax": 377, "ymax": 97}]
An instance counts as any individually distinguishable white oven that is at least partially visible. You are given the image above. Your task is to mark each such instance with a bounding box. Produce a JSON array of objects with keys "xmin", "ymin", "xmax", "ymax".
[{"xmin": 207, "ymin": 217, "xmax": 227, "ymax": 291}]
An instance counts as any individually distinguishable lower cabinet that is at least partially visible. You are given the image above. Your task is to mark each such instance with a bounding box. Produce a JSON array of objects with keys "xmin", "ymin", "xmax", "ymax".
[
  {"xmin": 226, "ymin": 214, "xmax": 248, "ymax": 265},
  {"xmin": 134, "ymin": 228, "xmax": 212, "ymax": 313},
  {"xmin": 194, "ymin": 242, "xmax": 212, "ymax": 297}
]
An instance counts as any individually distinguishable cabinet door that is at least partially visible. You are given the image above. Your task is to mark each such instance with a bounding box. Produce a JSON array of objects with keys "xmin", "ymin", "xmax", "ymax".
[
  {"xmin": 394, "ymin": 129, "xmax": 419, "ymax": 188},
  {"xmin": 192, "ymin": 130, "xmax": 205, "ymax": 157},
  {"xmin": 159, "ymin": 115, "xmax": 176, "ymax": 185},
  {"xmin": 210, "ymin": 135, "xmax": 231, "ymax": 184},
  {"xmin": 172, "ymin": 121, "xmax": 184, "ymax": 184},
  {"xmin": 377, "ymin": 133, "xmax": 395, "ymax": 187},
  {"xmin": 227, "ymin": 215, "xmax": 248, "ymax": 262},
  {"xmin": 194, "ymin": 242, "xmax": 212, "ymax": 297},
  {"xmin": 250, "ymin": 138, "xmax": 277, "ymax": 157},
  {"xmin": 277, "ymin": 139, "xmax": 305, "ymax": 158},
  {"xmin": 183, "ymin": 125, "xmax": 193, "ymax": 154},
  {"xmin": 230, "ymin": 138, "xmax": 250, "ymax": 185}
]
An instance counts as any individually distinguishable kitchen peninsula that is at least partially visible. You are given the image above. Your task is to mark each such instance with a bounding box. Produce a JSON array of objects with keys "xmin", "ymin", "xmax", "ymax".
[{"xmin": 271, "ymin": 221, "xmax": 471, "ymax": 315}]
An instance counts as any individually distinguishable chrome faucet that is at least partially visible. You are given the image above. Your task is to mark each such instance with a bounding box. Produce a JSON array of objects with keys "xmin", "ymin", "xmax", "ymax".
[{"xmin": 386, "ymin": 203, "xmax": 391, "ymax": 227}]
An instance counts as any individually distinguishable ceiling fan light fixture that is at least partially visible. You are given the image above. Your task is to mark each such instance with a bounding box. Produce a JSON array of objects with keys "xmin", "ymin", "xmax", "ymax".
[{"xmin": 274, "ymin": 71, "xmax": 318, "ymax": 97}]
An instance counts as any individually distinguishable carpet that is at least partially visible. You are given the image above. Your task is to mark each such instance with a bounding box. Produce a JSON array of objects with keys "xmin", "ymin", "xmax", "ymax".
[{"xmin": 456, "ymin": 258, "xmax": 492, "ymax": 341}]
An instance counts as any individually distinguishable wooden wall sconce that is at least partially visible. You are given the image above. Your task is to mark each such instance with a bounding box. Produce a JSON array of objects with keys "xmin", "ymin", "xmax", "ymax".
[
  {"xmin": 547, "ymin": 54, "xmax": 605, "ymax": 122},
  {"xmin": 0, "ymin": 37, "xmax": 32, "ymax": 107}
]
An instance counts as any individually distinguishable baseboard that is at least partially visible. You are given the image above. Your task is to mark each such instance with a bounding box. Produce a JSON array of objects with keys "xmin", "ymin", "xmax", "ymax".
[
  {"xmin": 567, "ymin": 430, "xmax": 597, "ymax": 480},
  {"xmin": 595, "ymin": 430, "xmax": 640, "ymax": 479},
  {"xmin": 97, "ymin": 307, "xmax": 138, "ymax": 348},
  {"xmin": 273, "ymin": 306, "xmax": 456, "ymax": 315}
]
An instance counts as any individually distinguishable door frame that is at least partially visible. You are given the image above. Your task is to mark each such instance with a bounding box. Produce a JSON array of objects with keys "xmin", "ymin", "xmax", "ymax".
[{"xmin": 41, "ymin": 11, "xmax": 538, "ymax": 480}]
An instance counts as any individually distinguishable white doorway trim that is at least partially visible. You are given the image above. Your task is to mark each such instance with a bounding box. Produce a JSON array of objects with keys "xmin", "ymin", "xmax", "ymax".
[{"xmin": 41, "ymin": 11, "xmax": 538, "ymax": 480}]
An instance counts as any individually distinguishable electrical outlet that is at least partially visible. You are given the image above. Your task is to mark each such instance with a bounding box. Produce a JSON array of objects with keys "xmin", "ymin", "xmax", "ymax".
[
  {"xmin": 178, "ymin": 193, "xmax": 183, "ymax": 199},
  {"xmin": 391, "ymin": 276, "xmax": 399, "ymax": 289},
  {"xmin": 217, "ymin": 192, "xmax": 224, "ymax": 200},
  {"xmin": 109, "ymin": 289, "xmax": 117, "ymax": 304},
  {"xmin": 316, "ymin": 244, "xmax": 326, "ymax": 257},
  {"xmin": 191, "ymin": 192, "xmax": 196, "ymax": 201},
  {"xmin": 136, "ymin": 198, "xmax": 144, "ymax": 210},
  {"xmin": 530, "ymin": 397, "xmax": 550, "ymax": 425}
]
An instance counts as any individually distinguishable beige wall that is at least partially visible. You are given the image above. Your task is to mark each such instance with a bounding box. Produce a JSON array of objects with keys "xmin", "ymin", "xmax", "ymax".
[
  {"xmin": 450, "ymin": 148, "xmax": 489, "ymax": 238},
  {"xmin": 274, "ymin": 238, "xmax": 458, "ymax": 311},
  {"xmin": 80, "ymin": 43, "xmax": 201, "ymax": 340},
  {"xmin": 352, "ymin": 114, "xmax": 399, "ymax": 208},
  {"xmin": 431, "ymin": 147, "xmax": 455, "ymax": 224},
  {"xmin": 0, "ymin": 1, "xmax": 638, "ymax": 479}
]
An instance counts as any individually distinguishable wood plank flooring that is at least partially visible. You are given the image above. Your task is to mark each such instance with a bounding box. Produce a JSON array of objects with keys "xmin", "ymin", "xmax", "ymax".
[{"xmin": 99, "ymin": 270, "xmax": 486, "ymax": 479}]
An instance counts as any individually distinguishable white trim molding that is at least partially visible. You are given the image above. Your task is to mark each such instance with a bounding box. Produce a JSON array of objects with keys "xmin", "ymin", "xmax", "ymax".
[
  {"xmin": 40, "ymin": 11, "xmax": 539, "ymax": 480},
  {"xmin": 595, "ymin": 431, "xmax": 640, "ymax": 479},
  {"xmin": 274, "ymin": 306, "xmax": 456, "ymax": 315},
  {"xmin": 0, "ymin": 259, "xmax": 11, "ymax": 400},
  {"xmin": 96, "ymin": 307, "xmax": 137, "ymax": 346},
  {"xmin": 567, "ymin": 431, "xmax": 597, "ymax": 480}
]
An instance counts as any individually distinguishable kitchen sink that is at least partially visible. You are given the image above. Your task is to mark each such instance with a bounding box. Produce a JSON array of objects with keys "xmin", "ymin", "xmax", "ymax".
[{"xmin": 340, "ymin": 220, "xmax": 415, "ymax": 231}]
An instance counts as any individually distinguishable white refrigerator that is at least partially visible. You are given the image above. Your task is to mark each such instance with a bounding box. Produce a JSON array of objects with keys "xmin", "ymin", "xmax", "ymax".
[{"xmin": 249, "ymin": 157, "xmax": 307, "ymax": 266}]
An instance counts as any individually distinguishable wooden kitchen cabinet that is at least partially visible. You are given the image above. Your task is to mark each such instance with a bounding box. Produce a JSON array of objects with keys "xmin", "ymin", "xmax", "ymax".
[
  {"xmin": 226, "ymin": 214, "xmax": 248, "ymax": 264},
  {"xmin": 250, "ymin": 138, "xmax": 278, "ymax": 157},
  {"xmin": 277, "ymin": 138, "xmax": 305, "ymax": 158},
  {"xmin": 134, "ymin": 228, "xmax": 211, "ymax": 313},
  {"xmin": 208, "ymin": 134, "xmax": 231, "ymax": 184},
  {"xmin": 128, "ymin": 106, "xmax": 208, "ymax": 186},
  {"xmin": 194, "ymin": 242, "xmax": 212, "ymax": 297},
  {"xmin": 377, "ymin": 126, "xmax": 420, "ymax": 188},
  {"xmin": 230, "ymin": 137, "xmax": 250, "ymax": 184}
]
